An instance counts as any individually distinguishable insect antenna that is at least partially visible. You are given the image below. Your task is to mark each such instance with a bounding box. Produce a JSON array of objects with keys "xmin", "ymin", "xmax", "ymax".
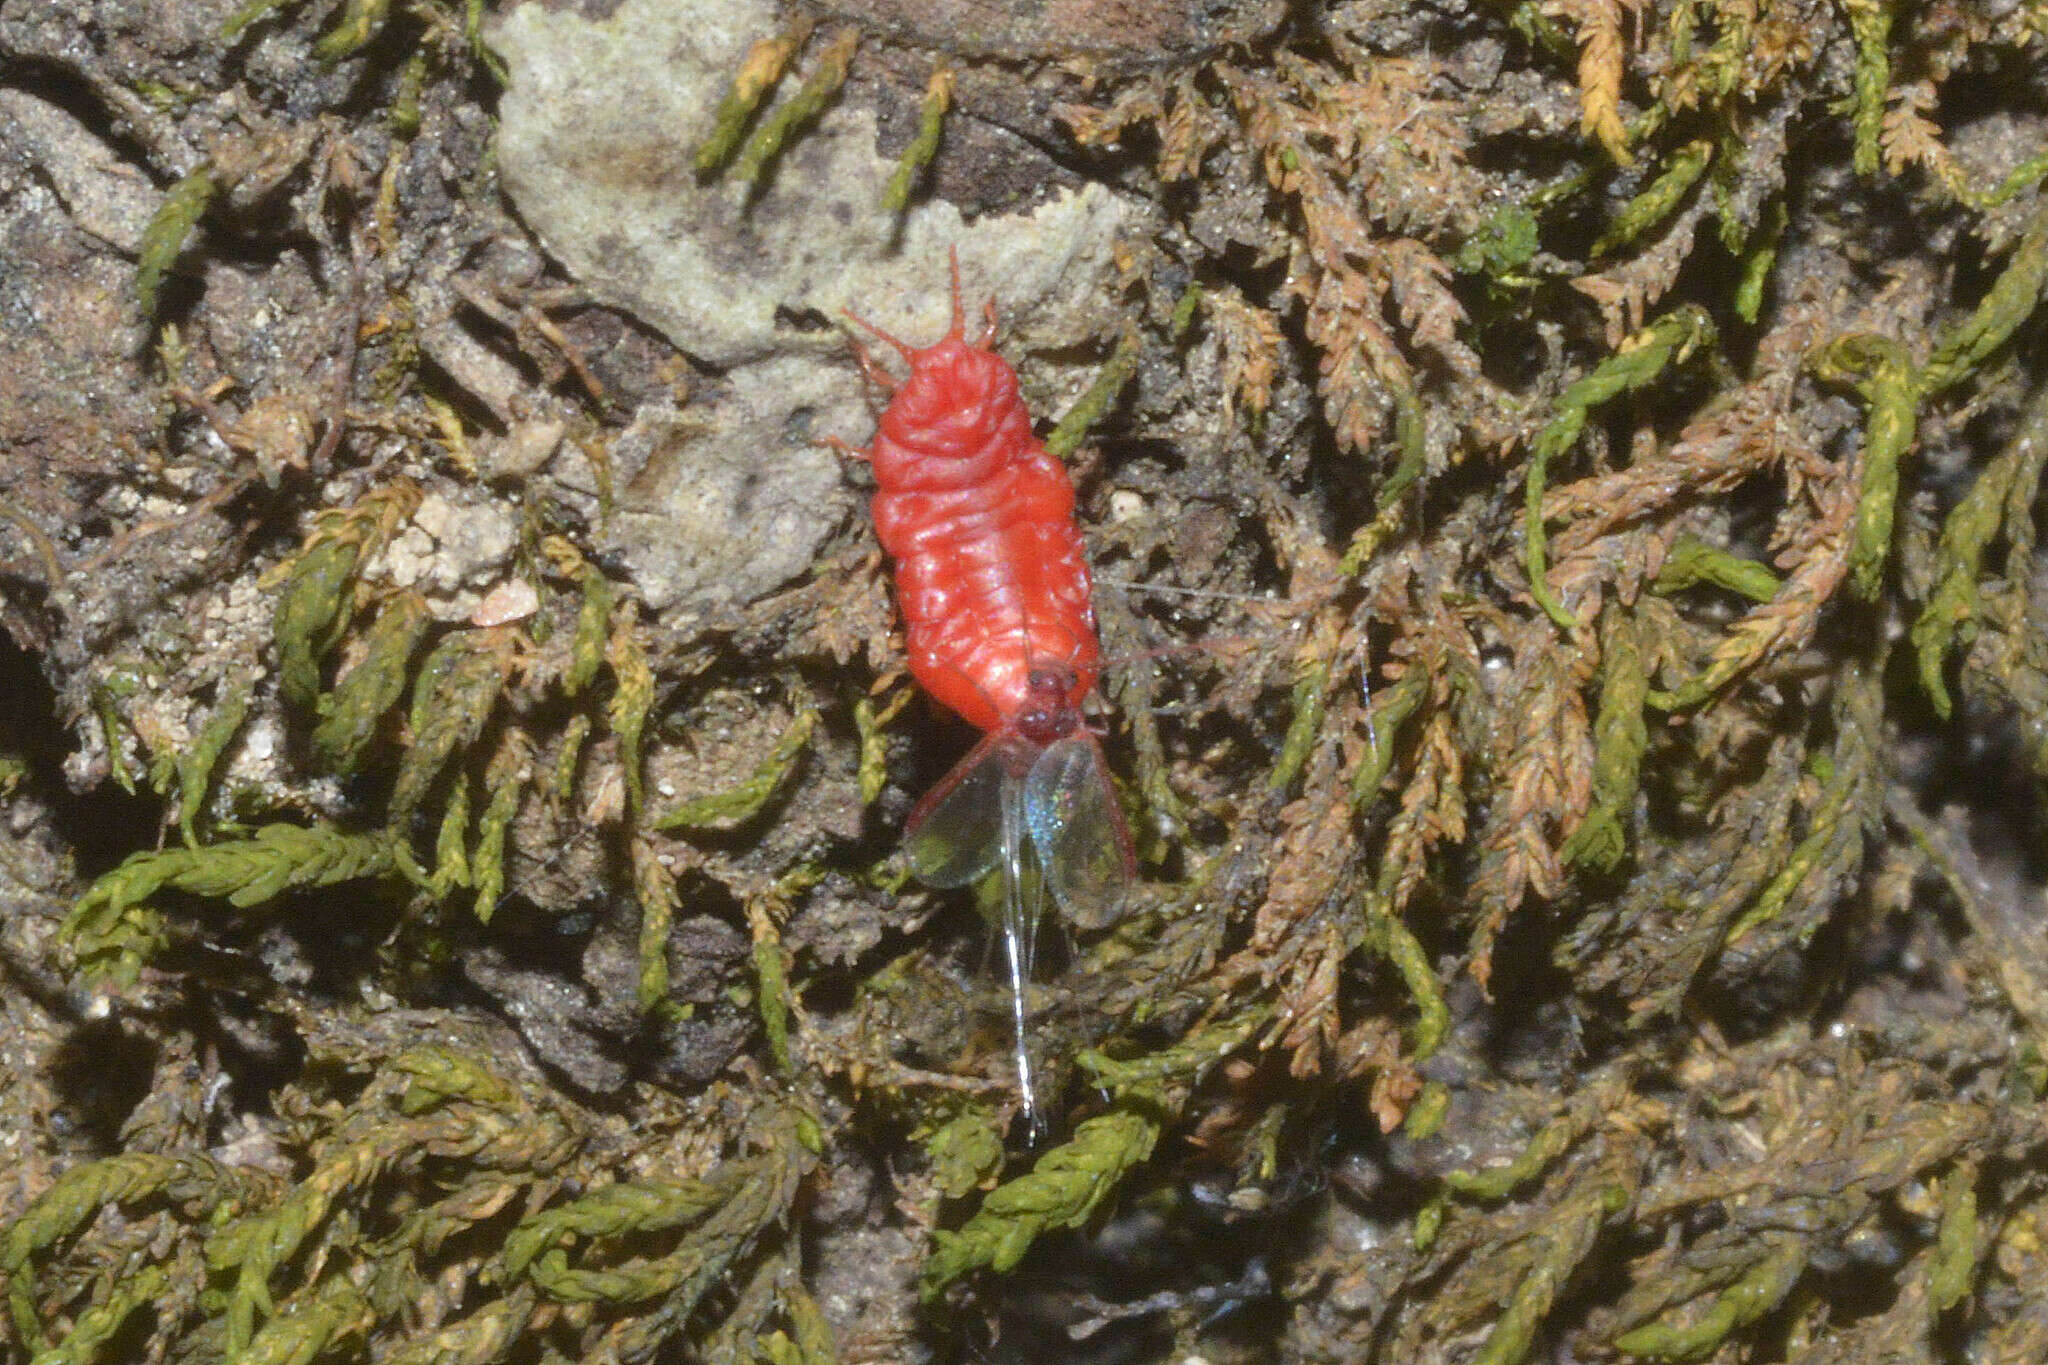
[{"xmin": 941, "ymin": 244, "xmax": 998, "ymax": 347}]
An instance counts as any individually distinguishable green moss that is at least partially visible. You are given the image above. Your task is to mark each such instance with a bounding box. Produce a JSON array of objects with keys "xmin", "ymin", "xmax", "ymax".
[
  {"xmin": 1267, "ymin": 656, "xmax": 1331, "ymax": 795},
  {"xmin": 1840, "ymin": 0, "xmax": 1893, "ymax": 177},
  {"xmin": 1593, "ymin": 138, "xmax": 1713, "ymax": 254},
  {"xmin": 310, "ymin": 0, "xmax": 391, "ymax": 63},
  {"xmin": 922, "ymin": 1098, "xmax": 1163, "ymax": 1298},
  {"xmin": 91, "ymin": 678, "xmax": 140, "ymax": 796},
  {"xmin": 731, "ymin": 30, "xmax": 857, "ymax": 188},
  {"xmin": 18, "ymin": 3, "xmax": 2048, "ymax": 1360},
  {"xmin": 1733, "ymin": 198, "xmax": 1786, "ymax": 322},
  {"xmin": 1372, "ymin": 879, "xmax": 1449, "ymax": 1057},
  {"xmin": 1454, "ymin": 203, "xmax": 1541, "ymax": 278},
  {"xmin": 501, "ymin": 1115, "xmax": 813, "ymax": 1351},
  {"xmin": 391, "ymin": 629, "xmax": 510, "ymax": 819},
  {"xmin": 274, "ymin": 483, "xmax": 421, "ymax": 713},
  {"xmin": 1912, "ymin": 383, "xmax": 2048, "ymax": 717},
  {"xmin": 651, "ymin": 703, "xmax": 816, "ymax": 832},
  {"xmin": 695, "ymin": 21, "xmax": 813, "ymax": 175},
  {"xmin": 1811, "ymin": 333, "xmax": 1917, "ymax": 600},
  {"xmin": 469, "ymin": 737, "xmax": 526, "ymax": 922},
  {"xmin": 1614, "ymin": 1238, "xmax": 1807, "ymax": 1359},
  {"xmin": 750, "ymin": 906, "xmax": 793, "ymax": 1073},
  {"xmin": 428, "ymin": 770, "xmax": 472, "ymax": 894},
  {"xmin": 311, "ymin": 592, "xmax": 429, "ymax": 774},
  {"xmin": 1651, "ymin": 536, "xmax": 1781, "ymax": 602},
  {"xmin": 881, "ymin": 65, "xmax": 952, "ymax": 213},
  {"xmin": 1560, "ymin": 609, "xmax": 1648, "ymax": 871},
  {"xmin": 221, "ymin": 0, "xmax": 290, "ymax": 39},
  {"xmin": 921, "ymin": 1105, "xmax": 1006, "ymax": 1199},
  {"xmin": 853, "ymin": 688, "xmax": 909, "ymax": 806},
  {"xmin": 135, "ymin": 170, "xmax": 215, "ymax": 321},
  {"xmin": 1924, "ymin": 205, "xmax": 2048, "ymax": 394},
  {"xmin": 1443, "ymin": 1112, "xmax": 1580, "ymax": 1201},
  {"xmin": 65, "ymin": 823, "xmax": 404, "ymax": 984},
  {"xmin": 564, "ymin": 562, "xmax": 613, "ymax": 697},
  {"xmin": 1525, "ymin": 305, "xmax": 1717, "ymax": 631},
  {"xmin": 606, "ymin": 609, "xmax": 653, "ymax": 821},
  {"xmin": 1045, "ymin": 327, "xmax": 1143, "ymax": 461}
]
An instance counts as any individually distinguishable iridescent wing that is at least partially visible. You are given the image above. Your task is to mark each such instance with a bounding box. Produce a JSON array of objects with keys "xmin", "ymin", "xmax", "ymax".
[
  {"xmin": 902, "ymin": 728, "xmax": 1051, "ymax": 1133},
  {"xmin": 994, "ymin": 750, "xmax": 1046, "ymax": 1135},
  {"xmin": 1022, "ymin": 732, "xmax": 1136, "ymax": 931},
  {"xmin": 902, "ymin": 730, "xmax": 1034, "ymax": 888}
]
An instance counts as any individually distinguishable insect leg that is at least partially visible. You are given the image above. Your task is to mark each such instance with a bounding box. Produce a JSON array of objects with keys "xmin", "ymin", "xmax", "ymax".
[
  {"xmin": 841, "ymin": 308, "xmax": 918, "ymax": 366},
  {"xmin": 817, "ymin": 434, "xmax": 870, "ymax": 463},
  {"xmin": 841, "ymin": 330, "xmax": 902, "ymax": 396}
]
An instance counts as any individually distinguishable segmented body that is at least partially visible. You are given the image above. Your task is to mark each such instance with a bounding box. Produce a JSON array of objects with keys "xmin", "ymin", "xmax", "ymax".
[
  {"xmin": 851, "ymin": 272, "xmax": 1099, "ymax": 739},
  {"xmin": 838, "ymin": 255, "xmax": 1133, "ymax": 1136}
]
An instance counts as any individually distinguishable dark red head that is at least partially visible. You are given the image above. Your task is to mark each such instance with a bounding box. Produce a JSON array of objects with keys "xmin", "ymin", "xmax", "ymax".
[{"xmin": 1012, "ymin": 664, "xmax": 1084, "ymax": 744}]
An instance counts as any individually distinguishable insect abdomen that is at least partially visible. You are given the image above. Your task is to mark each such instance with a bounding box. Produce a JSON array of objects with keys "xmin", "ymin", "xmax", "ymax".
[{"xmin": 865, "ymin": 336, "xmax": 1098, "ymax": 733}]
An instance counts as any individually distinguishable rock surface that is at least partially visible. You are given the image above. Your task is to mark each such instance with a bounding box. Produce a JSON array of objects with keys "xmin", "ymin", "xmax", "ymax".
[{"xmin": 491, "ymin": 0, "xmax": 1133, "ymax": 614}]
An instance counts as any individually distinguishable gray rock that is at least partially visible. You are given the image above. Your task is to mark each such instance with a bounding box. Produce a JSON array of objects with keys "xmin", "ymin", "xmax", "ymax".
[
  {"xmin": 492, "ymin": 0, "xmax": 1127, "ymax": 368},
  {"xmin": 491, "ymin": 0, "xmax": 1133, "ymax": 616},
  {"xmin": 579, "ymin": 363, "xmax": 854, "ymax": 615},
  {"xmin": 0, "ymin": 89, "xmax": 162, "ymax": 254}
]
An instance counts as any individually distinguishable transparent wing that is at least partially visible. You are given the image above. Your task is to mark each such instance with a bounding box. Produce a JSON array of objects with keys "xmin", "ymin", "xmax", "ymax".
[
  {"xmin": 905, "ymin": 729, "xmax": 1049, "ymax": 1133},
  {"xmin": 996, "ymin": 756, "xmax": 1045, "ymax": 1136},
  {"xmin": 1023, "ymin": 733, "xmax": 1136, "ymax": 931},
  {"xmin": 903, "ymin": 731, "xmax": 1033, "ymax": 888}
]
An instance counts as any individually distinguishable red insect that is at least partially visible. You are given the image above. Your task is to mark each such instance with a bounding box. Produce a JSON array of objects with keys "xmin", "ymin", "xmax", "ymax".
[{"xmin": 831, "ymin": 250, "xmax": 1136, "ymax": 1129}]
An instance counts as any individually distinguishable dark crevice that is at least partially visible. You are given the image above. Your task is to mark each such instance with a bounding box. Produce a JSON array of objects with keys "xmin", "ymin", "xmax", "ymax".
[
  {"xmin": 0, "ymin": 629, "xmax": 163, "ymax": 878},
  {"xmin": 0, "ymin": 55, "xmax": 177, "ymax": 182}
]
